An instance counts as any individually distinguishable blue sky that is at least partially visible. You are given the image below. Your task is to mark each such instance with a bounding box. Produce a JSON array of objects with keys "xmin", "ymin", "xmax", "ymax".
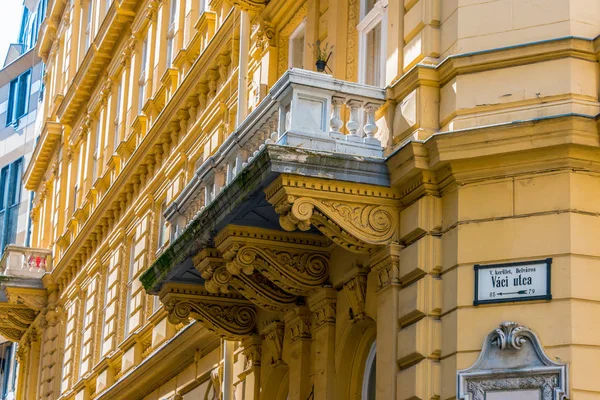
[{"xmin": 0, "ymin": 0, "xmax": 24, "ymax": 63}]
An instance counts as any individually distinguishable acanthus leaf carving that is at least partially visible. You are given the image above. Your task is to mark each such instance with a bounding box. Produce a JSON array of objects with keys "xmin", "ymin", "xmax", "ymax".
[
  {"xmin": 341, "ymin": 267, "xmax": 369, "ymax": 321},
  {"xmin": 262, "ymin": 321, "xmax": 285, "ymax": 365},
  {"xmin": 195, "ymin": 249, "xmax": 298, "ymax": 312},
  {"xmin": 216, "ymin": 226, "xmax": 330, "ymax": 296},
  {"xmin": 161, "ymin": 284, "xmax": 256, "ymax": 340},
  {"xmin": 284, "ymin": 306, "xmax": 311, "ymax": 343}
]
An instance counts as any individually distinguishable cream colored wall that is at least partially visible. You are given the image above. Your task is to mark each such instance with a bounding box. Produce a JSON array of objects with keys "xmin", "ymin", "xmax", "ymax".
[
  {"xmin": 439, "ymin": 168, "xmax": 600, "ymax": 399},
  {"xmin": 441, "ymin": 0, "xmax": 600, "ymax": 56}
]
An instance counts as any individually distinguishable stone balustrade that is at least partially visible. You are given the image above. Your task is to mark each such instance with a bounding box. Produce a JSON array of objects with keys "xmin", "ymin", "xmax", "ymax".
[
  {"xmin": 166, "ymin": 69, "xmax": 386, "ymax": 240},
  {"xmin": 0, "ymin": 244, "xmax": 51, "ymax": 279}
]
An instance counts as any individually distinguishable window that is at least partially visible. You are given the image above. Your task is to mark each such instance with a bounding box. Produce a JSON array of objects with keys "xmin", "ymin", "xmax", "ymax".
[
  {"xmin": 166, "ymin": 0, "xmax": 177, "ymax": 67},
  {"xmin": 0, "ymin": 159, "xmax": 23, "ymax": 254},
  {"xmin": 124, "ymin": 242, "xmax": 136, "ymax": 335},
  {"xmin": 6, "ymin": 70, "xmax": 31, "ymax": 126},
  {"xmin": 199, "ymin": 0, "xmax": 206, "ymax": 14},
  {"xmin": 157, "ymin": 201, "xmax": 167, "ymax": 249},
  {"xmin": 92, "ymin": 119, "xmax": 101, "ymax": 182},
  {"xmin": 289, "ymin": 21, "xmax": 305, "ymax": 69},
  {"xmin": 138, "ymin": 38, "xmax": 148, "ymax": 113},
  {"xmin": 85, "ymin": 1, "xmax": 93, "ymax": 50},
  {"xmin": 362, "ymin": 341, "xmax": 376, "ymax": 400},
  {"xmin": 113, "ymin": 80, "xmax": 122, "ymax": 150},
  {"xmin": 358, "ymin": 0, "xmax": 387, "ymax": 87}
]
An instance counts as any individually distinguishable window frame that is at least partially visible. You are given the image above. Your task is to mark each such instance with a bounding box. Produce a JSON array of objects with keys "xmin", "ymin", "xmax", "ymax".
[
  {"xmin": 288, "ymin": 20, "xmax": 306, "ymax": 70},
  {"xmin": 0, "ymin": 158, "xmax": 23, "ymax": 254},
  {"xmin": 6, "ymin": 70, "xmax": 31, "ymax": 127},
  {"xmin": 357, "ymin": 0, "xmax": 388, "ymax": 87}
]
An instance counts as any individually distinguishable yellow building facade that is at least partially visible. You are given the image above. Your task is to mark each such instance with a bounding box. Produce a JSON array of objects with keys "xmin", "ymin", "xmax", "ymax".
[{"xmin": 1, "ymin": 0, "xmax": 600, "ymax": 399}]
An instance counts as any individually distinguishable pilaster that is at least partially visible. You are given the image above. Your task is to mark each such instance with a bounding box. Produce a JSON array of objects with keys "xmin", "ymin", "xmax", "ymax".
[
  {"xmin": 307, "ymin": 288, "xmax": 336, "ymax": 400},
  {"xmin": 284, "ymin": 307, "xmax": 312, "ymax": 400}
]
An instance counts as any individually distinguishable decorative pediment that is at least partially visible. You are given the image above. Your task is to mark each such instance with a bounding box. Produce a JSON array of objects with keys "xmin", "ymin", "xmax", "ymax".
[
  {"xmin": 194, "ymin": 248, "xmax": 299, "ymax": 312},
  {"xmin": 215, "ymin": 225, "xmax": 331, "ymax": 296},
  {"xmin": 458, "ymin": 321, "xmax": 568, "ymax": 400},
  {"xmin": 160, "ymin": 283, "xmax": 257, "ymax": 340},
  {"xmin": 265, "ymin": 175, "xmax": 400, "ymax": 253}
]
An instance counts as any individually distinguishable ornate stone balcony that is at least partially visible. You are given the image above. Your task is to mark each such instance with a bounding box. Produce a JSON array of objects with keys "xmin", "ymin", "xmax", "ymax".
[
  {"xmin": 166, "ymin": 69, "xmax": 386, "ymax": 238},
  {"xmin": 0, "ymin": 245, "xmax": 50, "ymax": 341}
]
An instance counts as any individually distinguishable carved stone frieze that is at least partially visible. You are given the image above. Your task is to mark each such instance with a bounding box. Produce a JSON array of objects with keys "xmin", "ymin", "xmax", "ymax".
[
  {"xmin": 266, "ymin": 176, "xmax": 400, "ymax": 253},
  {"xmin": 215, "ymin": 226, "xmax": 330, "ymax": 296},
  {"xmin": 195, "ymin": 249, "xmax": 298, "ymax": 312},
  {"xmin": 160, "ymin": 283, "xmax": 257, "ymax": 340},
  {"xmin": 262, "ymin": 321, "xmax": 285, "ymax": 365}
]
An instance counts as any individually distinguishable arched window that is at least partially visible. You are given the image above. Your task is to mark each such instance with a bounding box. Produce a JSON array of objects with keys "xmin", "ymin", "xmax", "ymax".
[{"xmin": 362, "ymin": 340, "xmax": 376, "ymax": 400}]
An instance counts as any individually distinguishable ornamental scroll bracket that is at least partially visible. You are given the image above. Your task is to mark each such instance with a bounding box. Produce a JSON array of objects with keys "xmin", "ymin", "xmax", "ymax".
[
  {"xmin": 230, "ymin": 0, "xmax": 269, "ymax": 15},
  {"xmin": 265, "ymin": 176, "xmax": 400, "ymax": 254},
  {"xmin": 160, "ymin": 283, "xmax": 257, "ymax": 340},
  {"xmin": 215, "ymin": 225, "xmax": 331, "ymax": 296},
  {"xmin": 194, "ymin": 248, "xmax": 299, "ymax": 312},
  {"xmin": 458, "ymin": 321, "xmax": 568, "ymax": 400}
]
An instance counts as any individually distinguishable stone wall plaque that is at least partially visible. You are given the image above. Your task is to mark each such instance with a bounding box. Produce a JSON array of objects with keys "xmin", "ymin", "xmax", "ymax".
[
  {"xmin": 457, "ymin": 321, "xmax": 568, "ymax": 400},
  {"xmin": 474, "ymin": 259, "xmax": 552, "ymax": 305}
]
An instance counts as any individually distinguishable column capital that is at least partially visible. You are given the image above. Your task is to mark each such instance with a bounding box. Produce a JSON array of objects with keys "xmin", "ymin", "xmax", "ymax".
[
  {"xmin": 307, "ymin": 288, "xmax": 337, "ymax": 330},
  {"xmin": 369, "ymin": 243, "xmax": 403, "ymax": 292}
]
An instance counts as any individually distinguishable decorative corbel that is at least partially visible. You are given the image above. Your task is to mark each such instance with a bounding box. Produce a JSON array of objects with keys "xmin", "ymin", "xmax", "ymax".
[
  {"xmin": 339, "ymin": 267, "xmax": 369, "ymax": 321},
  {"xmin": 307, "ymin": 288, "xmax": 336, "ymax": 330},
  {"xmin": 262, "ymin": 321, "xmax": 285, "ymax": 365},
  {"xmin": 265, "ymin": 175, "xmax": 400, "ymax": 254},
  {"xmin": 160, "ymin": 283, "xmax": 256, "ymax": 340},
  {"xmin": 241, "ymin": 335, "xmax": 262, "ymax": 372},
  {"xmin": 230, "ymin": 0, "xmax": 268, "ymax": 15},
  {"xmin": 215, "ymin": 225, "xmax": 330, "ymax": 296},
  {"xmin": 284, "ymin": 305, "xmax": 311, "ymax": 343},
  {"xmin": 195, "ymin": 248, "xmax": 298, "ymax": 312}
]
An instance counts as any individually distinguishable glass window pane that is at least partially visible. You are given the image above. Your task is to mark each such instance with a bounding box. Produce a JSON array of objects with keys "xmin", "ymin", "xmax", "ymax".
[
  {"xmin": 364, "ymin": 0, "xmax": 376, "ymax": 16},
  {"xmin": 365, "ymin": 23, "xmax": 382, "ymax": 86}
]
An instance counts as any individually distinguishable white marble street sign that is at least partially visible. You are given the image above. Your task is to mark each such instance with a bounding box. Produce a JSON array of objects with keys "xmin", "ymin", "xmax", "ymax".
[{"xmin": 474, "ymin": 259, "xmax": 552, "ymax": 305}]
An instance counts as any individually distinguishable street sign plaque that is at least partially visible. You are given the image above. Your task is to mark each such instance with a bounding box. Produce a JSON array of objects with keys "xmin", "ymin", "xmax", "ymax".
[{"xmin": 474, "ymin": 259, "xmax": 552, "ymax": 305}]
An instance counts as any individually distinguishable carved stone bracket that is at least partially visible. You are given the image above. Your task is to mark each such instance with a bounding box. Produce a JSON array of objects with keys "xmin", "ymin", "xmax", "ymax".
[
  {"xmin": 0, "ymin": 305, "xmax": 38, "ymax": 342},
  {"xmin": 339, "ymin": 267, "xmax": 369, "ymax": 321},
  {"xmin": 241, "ymin": 335, "xmax": 262, "ymax": 372},
  {"xmin": 369, "ymin": 244, "xmax": 402, "ymax": 292},
  {"xmin": 284, "ymin": 306, "xmax": 311, "ymax": 343},
  {"xmin": 307, "ymin": 288, "xmax": 336, "ymax": 331},
  {"xmin": 262, "ymin": 321, "xmax": 285, "ymax": 365},
  {"xmin": 458, "ymin": 322, "xmax": 568, "ymax": 400},
  {"xmin": 230, "ymin": 0, "xmax": 268, "ymax": 15},
  {"xmin": 195, "ymin": 248, "xmax": 299, "ymax": 312},
  {"xmin": 215, "ymin": 225, "xmax": 331, "ymax": 296},
  {"xmin": 265, "ymin": 175, "xmax": 400, "ymax": 253},
  {"xmin": 5, "ymin": 287, "xmax": 48, "ymax": 311},
  {"xmin": 160, "ymin": 283, "xmax": 257, "ymax": 340}
]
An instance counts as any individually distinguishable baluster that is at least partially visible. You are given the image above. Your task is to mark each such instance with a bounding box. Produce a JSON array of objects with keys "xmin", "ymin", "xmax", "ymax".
[
  {"xmin": 363, "ymin": 103, "xmax": 381, "ymax": 145},
  {"xmin": 329, "ymin": 96, "xmax": 345, "ymax": 139},
  {"xmin": 345, "ymin": 100, "xmax": 363, "ymax": 141}
]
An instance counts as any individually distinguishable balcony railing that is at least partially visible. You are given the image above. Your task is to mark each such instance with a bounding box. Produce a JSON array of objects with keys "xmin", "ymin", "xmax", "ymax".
[
  {"xmin": 0, "ymin": 245, "xmax": 51, "ymax": 279},
  {"xmin": 166, "ymin": 69, "xmax": 386, "ymax": 238}
]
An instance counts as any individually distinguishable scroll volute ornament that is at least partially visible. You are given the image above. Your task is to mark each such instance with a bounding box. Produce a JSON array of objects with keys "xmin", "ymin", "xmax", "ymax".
[
  {"xmin": 266, "ymin": 176, "xmax": 400, "ymax": 254},
  {"xmin": 215, "ymin": 226, "xmax": 331, "ymax": 296},
  {"xmin": 195, "ymin": 248, "xmax": 299, "ymax": 312},
  {"xmin": 160, "ymin": 283, "xmax": 257, "ymax": 340},
  {"xmin": 230, "ymin": 0, "xmax": 269, "ymax": 14}
]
